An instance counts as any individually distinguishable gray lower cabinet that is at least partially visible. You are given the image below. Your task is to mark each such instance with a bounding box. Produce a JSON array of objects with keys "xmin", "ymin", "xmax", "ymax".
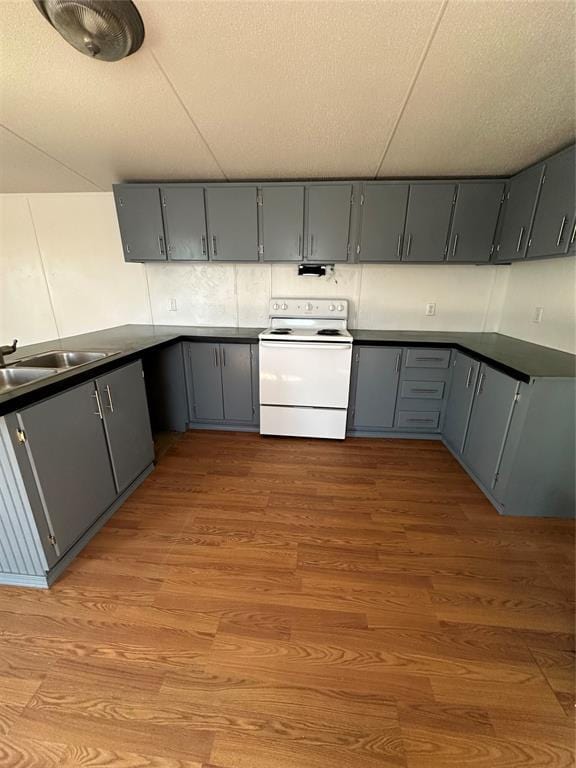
[
  {"xmin": 358, "ymin": 184, "xmax": 409, "ymax": 262},
  {"xmin": 442, "ymin": 351, "xmax": 480, "ymax": 453},
  {"xmin": 495, "ymin": 164, "xmax": 544, "ymax": 262},
  {"xmin": 262, "ymin": 186, "xmax": 305, "ymax": 262},
  {"xmin": 161, "ymin": 186, "xmax": 208, "ymax": 261},
  {"xmin": 462, "ymin": 364, "xmax": 519, "ymax": 493},
  {"xmin": 205, "ymin": 187, "xmax": 259, "ymax": 262},
  {"xmin": 447, "ymin": 183, "xmax": 505, "ymax": 263},
  {"xmin": 527, "ymin": 145, "xmax": 576, "ymax": 259},
  {"xmin": 186, "ymin": 342, "xmax": 257, "ymax": 425},
  {"xmin": 96, "ymin": 362, "xmax": 154, "ymax": 493},
  {"xmin": 113, "ymin": 185, "xmax": 167, "ymax": 262},
  {"xmin": 402, "ymin": 184, "xmax": 455, "ymax": 262},
  {"xmin": 15, "ymin": 380, "xmax": 118, "ymax": 559},
  {"xmin": 350, "ymin": 347, "xmax": 401, "ymax": 429},
  {"xmin": 306, "ymin": 185, "xmax": 353, "ymax": 263}
]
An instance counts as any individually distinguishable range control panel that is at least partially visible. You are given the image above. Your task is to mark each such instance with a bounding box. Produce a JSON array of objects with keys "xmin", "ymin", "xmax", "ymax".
[{"xmin": 269, "ymin": 298, "xmax": 348, "ymax": 320}]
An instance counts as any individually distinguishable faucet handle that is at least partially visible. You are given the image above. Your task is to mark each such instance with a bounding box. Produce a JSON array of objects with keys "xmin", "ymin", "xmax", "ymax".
[{"xmin": 0, "ymin": 339, "xmax": 18, "ymax": 355}]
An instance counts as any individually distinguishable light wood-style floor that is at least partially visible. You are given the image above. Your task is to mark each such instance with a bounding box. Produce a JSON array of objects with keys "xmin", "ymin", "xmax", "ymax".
[{"xmin": 0, "ymin": 431, "xmax": 574, "ymax": 767}]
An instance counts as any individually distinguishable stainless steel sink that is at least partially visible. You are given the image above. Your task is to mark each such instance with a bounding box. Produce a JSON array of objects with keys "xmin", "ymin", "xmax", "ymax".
[
  {"xmin": 0, "ymin": 367, "xmax": 60, "ymax": 394},
  {"xmin": 13, "ymin": 350, "xmax": 113, "ymax": 370}
]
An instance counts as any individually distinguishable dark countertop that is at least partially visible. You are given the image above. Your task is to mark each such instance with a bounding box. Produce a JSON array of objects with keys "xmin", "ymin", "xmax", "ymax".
[{"xmin": 0, "ymin": 324, "xmax": 573, "ymax": 416}]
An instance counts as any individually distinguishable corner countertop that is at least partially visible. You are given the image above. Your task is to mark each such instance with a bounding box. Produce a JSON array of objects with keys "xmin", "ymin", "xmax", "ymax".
[{"xmin": 0, "ymin": 324, "xmax": 574, "ymax": 416}]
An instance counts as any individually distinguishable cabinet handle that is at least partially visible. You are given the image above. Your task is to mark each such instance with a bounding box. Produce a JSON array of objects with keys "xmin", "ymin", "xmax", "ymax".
[
  {"xmin": 396, "ymin": 233, "xmax": 403, "ymax": 258},
  {"xmin": 465, "ymin": 365, "xmax": 473, "ymax": 388},
  {"xmin": 91, "ymin": 390, "xmax": 103, "ymax": 419},
  {"xmin": 310, "ymin": 235, "xmax": 315, "ymax": 256},
  {"xmin": 516, "ymin": 226, "xmax": 525, "ymax": 253},
  {"xmin": 158, "ymin": 235, "xmax": 166, "ymax": 256},
  {"xmin": 104, "ymin": 384, "xmax": 114, "ymax": 413},
  {"xmin": 556, "ymin": 216, "xmax": 567, "ymax": 247},
  {"xmin": 201, "ymin": 235, "xmax": 207, "ymax": 256},
  {"xmin": 570, "ymin": 220, "xmax": 576, "ymax": 246},
  {"xmin": 214, "ymin": 347, "xmax": 219, "ymax": 367},
  {"xmin": 298, "ymin": 234, "xmax": 302, "ymax": 257},
  {"xmin": 406, "ymin": 233, "xmax": 412, "ymax": 257},
  {"xmin": 221, "ymin": 347, "xmax": 226, "ymax": 367},
  {"xmin": 212, "ymin": 236, "xmax": 218, "ymax": 257},
  {"xmin": 395, "ymin": 352, "xmax": 401, "ymax": 373},
  {"xmin": 452, "ymin": 233, "xmax": 459, "ymax": 257},
  {"xmin": 476, "ymin": 371, "xmax": 485, "ymax": 396}
]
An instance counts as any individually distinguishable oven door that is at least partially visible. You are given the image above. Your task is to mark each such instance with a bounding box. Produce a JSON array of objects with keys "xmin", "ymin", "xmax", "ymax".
[{"xmin": 259, "ymin": 340, "xmax": 352, "ymax": 408}]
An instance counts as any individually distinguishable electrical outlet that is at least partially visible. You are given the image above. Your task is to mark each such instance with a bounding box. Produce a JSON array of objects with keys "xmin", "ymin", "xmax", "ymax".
[
  {"xmin": 532, "ymin": 306, "xmax": 544, "ymax": 324},
  {"xmin": 169, "ymin": 298, "xmax": 178, "ymax": 312},
  {"xmin": 425, "ymin": 302, "xmax": 436, "ymax": 316}
]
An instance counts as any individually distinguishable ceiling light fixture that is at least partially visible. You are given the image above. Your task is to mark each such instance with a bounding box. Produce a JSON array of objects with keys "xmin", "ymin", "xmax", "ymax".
[{"xmin": 33, "ymin": 0, "xmax": 145, "ymax": 62}]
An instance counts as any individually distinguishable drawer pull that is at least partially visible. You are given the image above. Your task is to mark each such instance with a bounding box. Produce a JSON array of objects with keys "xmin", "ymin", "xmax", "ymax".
[
  {"xmin": 415, "ymin": 356, "xmax": 444, "ymax": 362},
  {"xmin": 411, "ymin": 388, "xmax": 439, "ymax": 393},
  {"xmin": 407, "ymin": 418, "xmax": 433, "ymax": 423}
]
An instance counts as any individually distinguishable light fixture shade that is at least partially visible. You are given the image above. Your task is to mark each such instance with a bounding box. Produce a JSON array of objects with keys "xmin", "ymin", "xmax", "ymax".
[{"xmin": 33, "ymin": 0, "xmax": 145, "ymax": 62}]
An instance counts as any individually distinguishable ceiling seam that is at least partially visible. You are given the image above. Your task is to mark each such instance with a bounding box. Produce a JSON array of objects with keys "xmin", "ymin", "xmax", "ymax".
[
  {"xmin": 149, "ymin": 50, "xmax": 229, "ymax": 181},
  {"xmin": 372, "ymin": 0, "xmax": 449, "ymax": 179},
  {"xmin": 0, "ymin": 124, "xmax": 103, "ymax": 191}
]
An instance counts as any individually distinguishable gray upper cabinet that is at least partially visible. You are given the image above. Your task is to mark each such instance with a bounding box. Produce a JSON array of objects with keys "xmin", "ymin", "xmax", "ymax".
[
  {"xmin": 221, "ymin": 344, "xmax": 254, "ymax": 422},
  {"xmin": 262, "ymin": 186, "xmax": 305, "ymax": 262},
  {"xmin": 443, "ymin": 351, "xmax": 480, "ymax": 454},
  {"xmin": 495, "ymin": 164, "xmax": 544, "ymax": 262},
  {"xmin": 17, "ymin": 381, "xmax": 117, "ymax": 557},
  {"xmin": 527, "ymin": 145, "xmax": 576, "ymax": 259},
  {"xmin": 306, "ymin": 185, "xmax": 352, "ymax": 262},
  {"xmin": 402, "ymin": 184, "xmax": 455, "ymax": 262},
  {"xmin": 359, "ymin": 184, "xmax": 409, "ymax": 262},
  {"xmin": 161, "ymin": 186, "xmax": 208, "ymax": 261},
  {"xmin": 447, "ymin": 183, "xmax": 504, "ymax": 263},
  {"xmin": 113, "ymin": 185, "xmax": 167, "ymax": 262},
  {"xmin": 351, "ymin": 346, "xmax": 401, "ymax": 429},
  {"xmin": 463, "ymin": 364, "xmax": 519, "ymax": 492},
  {"xmin": 205, "ymin": 187, "xmax": 259, "ymax": 262},
  {"xmin": 96, "ymin": 361, "xmax": 154, "ymax": 494},
  {"xmin": 187, "ymin": 343, "xmax": 224, "ymax": 421}
]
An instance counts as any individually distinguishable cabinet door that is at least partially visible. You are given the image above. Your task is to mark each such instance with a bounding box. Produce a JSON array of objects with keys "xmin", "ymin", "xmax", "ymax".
[
  {"xmin": 447, "ymin": 183, "xmax": 504, "ymax": 263},
  {"xmin": 113, "ymin": 185, "xmax": 166, "ymax": 262},
  {"xmin": 17, "ymin": 381, "xmax": 117, "ymax": 557},
  {"xmin": 527, "ymin": 146, "xmax": 575, "ymax": 259},
  {"xmin": 187, "ymin": 343, "xmax": 224, "ymax": 421},
  {"xmin": 307, "ymin": 185, "xmax": 352, "ymax": 263},
  {"xmin": 96, "ymin": 362, "xmax": 154, "ymax": 494},
  {"xmin": 161, "ymin": 186, "xmax": 208, "ymax": 261},
  {"xmin": 402, "ymin": 184, "xmax": 455, "ymax": 262},
  {"xmin": 205, "ymin": 187, "xmax": 259, "ymax": 262},
  {"xmin": 359, "ymin": 184, "xmax": 409, "ymax": 262},
  {"xmin": 495, "ymin": 164, "xmax": 544, "ymax": 262},
  {"xmin": 463, "ymin": 365, "xmax": 519, "ymax": 490},
  {"xmin": 443, "ymin": 352, "xmax": 480, "ymax": 454},
  {"xmin": 352, "ymin": 347, "xmax": 401, "ymax": 429},
  {"xmin": 262, "ymin": 186, "xmax": 304, "ymax": 262},
  {"xmin": 221, "ymin": 344, "xmax": 254, "ymax": 422}
]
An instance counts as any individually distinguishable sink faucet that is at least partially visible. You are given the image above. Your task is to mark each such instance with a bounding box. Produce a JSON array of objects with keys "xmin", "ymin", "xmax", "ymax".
[{"xmin": 0, "ymin": 340, "xmax": 18, "ymax": 368}]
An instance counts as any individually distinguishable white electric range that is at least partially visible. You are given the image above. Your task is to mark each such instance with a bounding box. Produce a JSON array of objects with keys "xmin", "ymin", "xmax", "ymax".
[{"xmin": 259, "ymin": 298, "xmax": 353, "ymax": 439}]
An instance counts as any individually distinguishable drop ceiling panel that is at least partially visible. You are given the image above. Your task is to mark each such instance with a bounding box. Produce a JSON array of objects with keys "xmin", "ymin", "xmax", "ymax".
[
  {"xmin": 141, "ymin": 0, "xmax": 443, "ymax": 178},
  {"xmin": 0, "ymin": 2, "xmax": 224, "ymax": 190},
  {"xmin": 378, "ymin": 0, "xmax": 576, "ymax": 177}
]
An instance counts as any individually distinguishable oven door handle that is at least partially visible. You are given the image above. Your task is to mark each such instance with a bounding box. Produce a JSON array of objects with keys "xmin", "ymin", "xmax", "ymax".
[{"xmin": 260, "ymin": 341, "xmax": 352, "ymax": 350}]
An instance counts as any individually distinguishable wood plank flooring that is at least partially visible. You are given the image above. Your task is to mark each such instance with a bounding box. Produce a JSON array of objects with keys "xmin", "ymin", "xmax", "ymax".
[{"xmin": 0, "ymin": 431, "xmax": 574, "ymax": 767}]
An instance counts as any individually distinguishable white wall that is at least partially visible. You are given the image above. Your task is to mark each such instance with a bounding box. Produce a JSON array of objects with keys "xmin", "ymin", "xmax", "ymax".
[{"xmin": 0, "ymin": 192, "xmax": 573, "ymax": 354}]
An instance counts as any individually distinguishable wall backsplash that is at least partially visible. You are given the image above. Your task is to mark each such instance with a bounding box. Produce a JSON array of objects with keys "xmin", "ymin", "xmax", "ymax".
[{"xmin": 1, "ymin": 192, "xmax": 574, "ymax": 354}]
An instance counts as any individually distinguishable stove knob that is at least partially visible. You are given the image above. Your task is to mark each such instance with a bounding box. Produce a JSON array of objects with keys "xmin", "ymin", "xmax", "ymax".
[
  {"xmin": 272, "ymin": 303, "xmax": 279, "ymax": 310},
  {"xmin": 281, "ymin": 303, "xmax": 288, "ymax": 310},
  {"xmin": 329, "ymin": 304, "xmax": 335, "ymax": 311},
  {"xmin": 337, "ymin": 304, "xmax": 344, "ymax": 311},
  {"xmin": 305, "ymin": 303, "xmax": 313, "ymax": 311}
]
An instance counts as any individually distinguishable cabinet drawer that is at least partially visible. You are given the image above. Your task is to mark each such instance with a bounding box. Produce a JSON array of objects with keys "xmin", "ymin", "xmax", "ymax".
[
  {"xmin": 396, "ymin": 410, "xmax": 440, "ymax": 430},
  {"xmin": 400, "ymin": 380, "xmax": 445, "ymax": 400},
  {"xmin": 405, "ymin": 348, "xmax": 451, "ymax": 368}
]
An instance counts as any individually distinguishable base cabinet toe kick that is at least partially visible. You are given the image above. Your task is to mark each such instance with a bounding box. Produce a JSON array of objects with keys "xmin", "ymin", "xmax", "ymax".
[{"xmin": 0, "ymin": 360, "xmax": 155, "ymax": 588}]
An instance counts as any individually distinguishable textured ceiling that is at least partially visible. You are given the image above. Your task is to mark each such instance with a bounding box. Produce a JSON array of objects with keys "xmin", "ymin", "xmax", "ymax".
[{"xmin": 0, "ymin": 0, "xmax": 574, "ymax": 192}]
